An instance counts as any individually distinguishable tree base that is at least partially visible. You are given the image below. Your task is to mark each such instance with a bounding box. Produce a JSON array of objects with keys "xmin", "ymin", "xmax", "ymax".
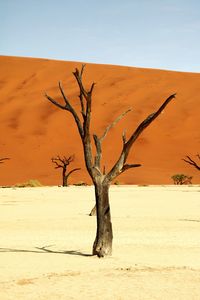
[{"xmin": 92, "ymin": 241, "xmax": 112, "ymax": 258}]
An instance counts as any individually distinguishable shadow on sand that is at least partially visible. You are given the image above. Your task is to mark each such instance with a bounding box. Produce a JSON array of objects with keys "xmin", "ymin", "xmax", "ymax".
[{"xmin": 0, "ymin": 245, "xmax": 92, "ymax": 257}]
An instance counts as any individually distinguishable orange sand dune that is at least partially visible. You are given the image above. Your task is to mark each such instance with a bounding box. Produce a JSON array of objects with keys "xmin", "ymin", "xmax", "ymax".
[{"xmin": 0, "ymin": 56, "xmax": 200, "ymax": 185}]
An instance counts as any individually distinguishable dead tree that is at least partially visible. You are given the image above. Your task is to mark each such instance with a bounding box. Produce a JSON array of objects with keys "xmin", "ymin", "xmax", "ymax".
[
  {"xmin": 51, "ymin": 155, "xmax": 80, "ymax": 186},
  {"xmin": 0, "ymin": 158, "xmax": 10, "ymax": 164},
  {"xmin": 45, "ymin": 65, "xmax": 176, "ymax": 257},
  {"xmin": 182, "ymin": 154, "xmax": 200, "ymax": 171}
]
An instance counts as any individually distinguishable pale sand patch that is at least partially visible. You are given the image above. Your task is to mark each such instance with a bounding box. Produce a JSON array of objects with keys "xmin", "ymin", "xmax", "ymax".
[{"xmin": 0, "ymin": 185, "xmax": 200, "ymax": 299}]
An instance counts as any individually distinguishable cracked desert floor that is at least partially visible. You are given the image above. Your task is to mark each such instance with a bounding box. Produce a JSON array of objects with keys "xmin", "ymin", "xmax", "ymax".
[{"xmin": 0, "ymin": 185, "xmax": 200, "ymax": 300}]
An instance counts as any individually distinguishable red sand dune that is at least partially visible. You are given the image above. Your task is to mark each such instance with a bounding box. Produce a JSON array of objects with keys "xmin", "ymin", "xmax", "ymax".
[{"xmin": 0, "ymin": 56, "xmax": 200, "ymax": 185}]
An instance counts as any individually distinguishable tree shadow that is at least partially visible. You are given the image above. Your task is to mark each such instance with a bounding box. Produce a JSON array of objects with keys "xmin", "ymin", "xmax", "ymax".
[
  {"xmin": 179, "ymin": 219, "xmax": 200, "ymax": 223},
  {"xmin": 0, "ymin": 245, "xmax": 92, "ymax": 257}
]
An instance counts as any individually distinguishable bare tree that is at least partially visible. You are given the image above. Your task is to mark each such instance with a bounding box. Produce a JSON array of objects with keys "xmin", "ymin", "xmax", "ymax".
[
  {"xmin": 51, "ymin": 155, "xmax": 80, "ymax": 186},
  {"xmin": 45, "ymin": 65, "xmax": 176, "ymax": 257},
  {"xmin": 0, "ymin": 158, "xmax": 10, "ymax": 164},
  {"xmin": 182, "ymin": 154, "xmax": 200, "ymax": 171}
]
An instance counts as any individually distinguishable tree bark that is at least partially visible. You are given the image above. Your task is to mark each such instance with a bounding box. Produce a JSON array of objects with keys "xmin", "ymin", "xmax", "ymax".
[
  {"xmin": 92, "ymin": 181, "xmax": 113, "ymax": 257},
  {"xmin": 62, "ymin": 168, "xmax": 67, "ymax": 186}
]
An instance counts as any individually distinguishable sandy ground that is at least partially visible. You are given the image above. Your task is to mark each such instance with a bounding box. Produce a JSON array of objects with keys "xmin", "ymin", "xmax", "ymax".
[{"xmin": 0, "ymin": 185, "xmax": 200, "ymax": 299}]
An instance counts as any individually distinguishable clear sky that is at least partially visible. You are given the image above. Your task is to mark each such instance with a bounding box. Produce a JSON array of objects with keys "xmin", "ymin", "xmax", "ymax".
[{"xmin": 1, "ymin": 0, "xmax": 200, "ymax": 72}]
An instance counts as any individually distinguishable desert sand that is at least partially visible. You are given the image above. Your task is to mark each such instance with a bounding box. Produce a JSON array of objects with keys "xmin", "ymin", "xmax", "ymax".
[
  {"xmin": 0, "ymin": 185, "xmax": 200, "ymax": 299},
  {"xmin": 0, "ymin": 56, "xmax": 200, "ymax": 186}
]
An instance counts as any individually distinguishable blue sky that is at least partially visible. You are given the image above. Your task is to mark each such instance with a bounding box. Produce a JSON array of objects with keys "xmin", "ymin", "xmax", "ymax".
[{"xmin": 1, "ymin": 0, "xmax": 200, "ymax": 72}]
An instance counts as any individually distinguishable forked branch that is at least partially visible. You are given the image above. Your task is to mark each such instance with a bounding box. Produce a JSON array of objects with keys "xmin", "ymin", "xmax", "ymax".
[
  {"xmin": 106, "ymin": 93, "xmax": 176, "ymax": 182},
  {"xmin": 51, "ymin": 155, "xmax": 80, "ymax": 186},
  {"xmin": 45, "ymin": 93, "xmax": 67, "ymax": 110},
  {"xmin": 45, "ymin": 86, "xmax": 84, "ymax": 138},
  {"xmin": 45, "ymin": 65, "xmax": 95, "ymax": 177},
  {"xmin": 51, "ymin": 155, "xmax": 74, "ymax": 169},
  {"xmin": 93, "ymin": 108, "xmax": 132, "ymax": 172},
  {"xmin": 46, "ymin": 65, "xmax": 176, "ymax": 185}
]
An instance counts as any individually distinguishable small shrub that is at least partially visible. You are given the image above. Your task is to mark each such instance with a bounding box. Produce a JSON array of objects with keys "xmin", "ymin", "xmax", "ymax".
[
  {"xmin": 171, "ymin": 174, "xmax": 192, "ymax": 185},
  {"xmin": 14, "ymin": 179, "xmax": 43, "ymax": 187}
]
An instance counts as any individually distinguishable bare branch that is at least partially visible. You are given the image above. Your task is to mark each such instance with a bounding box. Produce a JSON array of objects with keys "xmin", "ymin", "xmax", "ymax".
[
  {"xmin": 79, "ymin": 92, "xmax": 85, "ymax": 118},
  {"xmin": 182, "ymin": 155, "xmax": 200, "ymax": 171},
  {"xmin": 56, "ymin": 155, "xmax": 65, "ymax": 163},
  {"xmin": 65, "ymin": 168, "xmax": 81, "ymax": 179},
  {"xmin": 73, "ymin": 67, "xmax": 88, "ymax": 100},
  {"xmin": 45, "ymin": 86, "xmax": 84, "ymax": 138},
  {"xmin": 51, "ymin": 160, "xmax": 62, "ymax": 169},
  {"xmin": 0, "ymin": 157, "xmax": 10, "ymax": 164},
  {"xmin": 52, "ymin": 155, "xmax": 74, "ymax": 168},
  {"xmin": 65, "ymin": 155, "xmax": 74, "ymax": 164},
  {"xmin": 72, "ymin": 66, "xmax": 92, "ymax": 135},
  {"xmin": 73, "ymin": 66, "xmax": 96, "ymax": 123},
  {"xmin": 80, "ymin": 64, "xmax": 86, "ymax": 76},
  {"xmin": 58, "ymin": 81, "xmax": 71, "ymax": 108},
  {"xmin": 89, "ymin": 82, "xmax": 96, "ymax": 95},
  {"xmin": 124, "ymin": 94, "xmax": 176, "ymax": 157},
  {"xmin": 121, "ymin": 163, "xmax": 141, "ymax": 173},
  {"xmin": 92, "ymin": 108, "xmax": 132, "ymax": 174},
  {"xmin": 45, "ymin": 93, "xmax": 67, "ymax": 110},
  {"xmin": 100, "ymin": 108, "xmax": 132, "ymax": 142},
  {"xmin": 122, "ymin": 130, "xmax": 127, "ymax": 145},
  {"xmin": 105, "ymin": 93, "xmax": 176, "ymax": 183},
  {"xmin": 93, "ymin": 134, "xmax": 102, "ymax": 169},
  {"xmin": 51, "ymin": 155, "xmax": 80, "ymax": 186},
  {"xmin": 70, "ymin": 66, "xmax": 94, "ymax": 175}
]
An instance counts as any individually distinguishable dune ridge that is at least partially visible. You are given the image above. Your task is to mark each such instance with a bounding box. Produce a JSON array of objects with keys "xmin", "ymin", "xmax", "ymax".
[{"xmin": 0, "ymin": 55, "xmax": 200, "ymax": 185}]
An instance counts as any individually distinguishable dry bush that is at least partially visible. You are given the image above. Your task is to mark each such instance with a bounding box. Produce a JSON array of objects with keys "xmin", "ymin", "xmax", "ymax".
[
  {"xmin": 171, "ymin": 174, "xmax": 192, "ymax": 185},
  {"xmin": 14, "ymin": 179, "xmax": 43, "ymax": 187}
]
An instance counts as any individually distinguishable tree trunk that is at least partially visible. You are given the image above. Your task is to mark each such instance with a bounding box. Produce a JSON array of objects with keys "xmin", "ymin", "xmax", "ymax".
[
  {"xmin": 62, "ymin": 168, "xmax": 68, "ymax": 186},
  {"xmin": 92, "ymin": 182, "xmax": 113, "ymax": 257},
  {"xmin": 63, "ymin": 176, "xmax": 68, "ymax": 186}
]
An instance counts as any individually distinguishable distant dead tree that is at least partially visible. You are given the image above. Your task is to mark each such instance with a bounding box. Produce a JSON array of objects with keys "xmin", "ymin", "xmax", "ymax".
[
  {"xmin": 51, "ymin": 155, "xmax": 80, "ymax": 186},
  {"xmin": 45, "ymin": 64, "xmax": 176, "ymax": 257},
  {"xmin": 0, "ymin": 157, "xmax": 10, "ymax": 164},
  {"xmin": 182, "ymin": 154, "xmax": 200, "ymax": 171}
]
